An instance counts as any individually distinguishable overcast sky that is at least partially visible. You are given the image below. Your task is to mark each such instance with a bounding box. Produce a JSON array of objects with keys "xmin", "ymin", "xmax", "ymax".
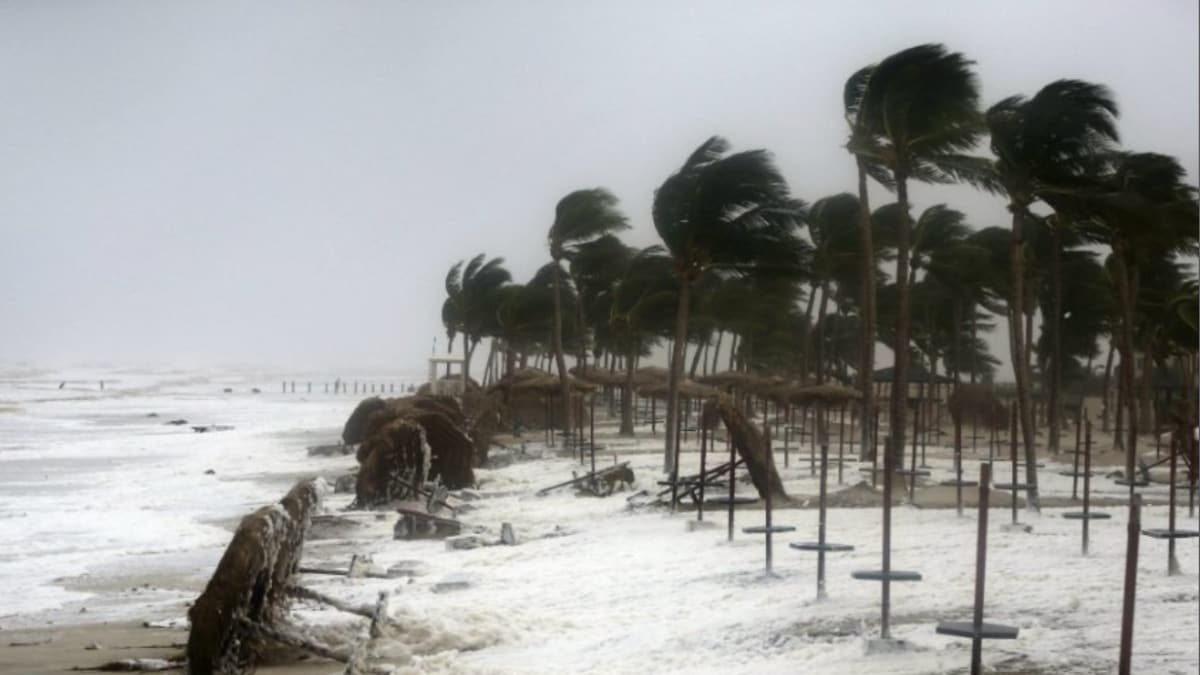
[{"xmin": 1, "ymin": 1, "xmax": 1196, "ymax": 375}]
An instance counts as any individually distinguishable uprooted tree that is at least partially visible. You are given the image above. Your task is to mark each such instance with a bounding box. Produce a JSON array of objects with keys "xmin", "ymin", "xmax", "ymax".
[
  {"xmin": 187, "ymin": 479, "xmax": 323, "ymax": 675},
  {"xmin": 702, "ymin": 396, "xmax": 788, "ymax": 502},
  {"xmin": 344, "ymin": 393, "xmax": 493, "ymax": 508}
]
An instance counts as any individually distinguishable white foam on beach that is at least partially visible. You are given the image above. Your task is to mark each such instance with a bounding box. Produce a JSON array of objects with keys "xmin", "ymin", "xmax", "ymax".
[
  {"xmin": 2, "ymin": 367, "xmax": 1196, "ymax": 674},
  {"xmin": 0, "ymin": 366, "xmax": 419, "ymax": 622}
]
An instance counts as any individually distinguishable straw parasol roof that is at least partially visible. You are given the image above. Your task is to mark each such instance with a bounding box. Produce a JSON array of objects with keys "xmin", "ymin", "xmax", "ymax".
[
  {"xmin": 487, "ymin": 367, "xmax": 597, "ymax": 397},
  {"xmin": 636, "ymin": 378, "xmax": 722, "ymax": 400},
  {"xmin": 570, "ymin": 365, "xmax": 626, "ymax": 387},
  {"xmin": 790, "ymin": 383, "xmax": 862, "ymax": 407}
]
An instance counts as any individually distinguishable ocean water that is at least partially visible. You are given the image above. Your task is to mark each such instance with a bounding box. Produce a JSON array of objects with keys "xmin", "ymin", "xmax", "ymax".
[{"xmin": 0, "ymin": 365, "xmax": 419, "ymax": 624}]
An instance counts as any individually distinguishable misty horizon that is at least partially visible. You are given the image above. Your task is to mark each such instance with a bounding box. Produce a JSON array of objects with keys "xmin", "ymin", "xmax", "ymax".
[{"xmin": 2, "ymin": 1, "xmax": 1197, "ymax": 377}]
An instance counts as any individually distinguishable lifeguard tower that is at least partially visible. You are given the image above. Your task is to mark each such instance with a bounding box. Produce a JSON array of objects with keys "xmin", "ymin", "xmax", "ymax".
[{"xmin": 428, "ymin": 356, "xmax": 467, "ymax": 396}]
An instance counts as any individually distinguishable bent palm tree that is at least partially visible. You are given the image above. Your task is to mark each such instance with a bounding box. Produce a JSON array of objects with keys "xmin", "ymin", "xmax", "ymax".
[
  {"xmin": 653, "ymin": 136, "xmax": 806, "ymax": 472},
  {"xmin": 985, "ymin": 79, "xmax": 1120, "ymax": 508},
  {"xmin": 442, "ymin": 254, "xmax": 512, "ymax": 381},
  {"xmin": 847, "ymin": 44, "xmax": 993, "ymax": 480},
  {"xmin": 547, "ymin": 190, "xmax": 630, "ymax": 444}
]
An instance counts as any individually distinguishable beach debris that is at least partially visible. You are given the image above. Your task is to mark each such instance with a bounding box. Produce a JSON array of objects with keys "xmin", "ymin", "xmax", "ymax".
[
  {"xmin": 348, "ymin": 394, "xmax": 480, "ymax": 508},
  {"xmin": 386, "ymin": 560, "xmax": 429, "ymax": 578},
  {"xmin": 8, "ymin": 635, "xmax": 55, "ymax": 646},
  {"xmin": 142, "ymin": 618, "xmax": 187, "ymax": 629},
  {"xmin": 191, "ymin": 425, "xmax": 234, "ymax": 433},
  {"xmin": 307, "ymin": 443, "xmax": 351, "ymax": 457},
  {"xmin": 702, "ymin": 398, "xmax": 788, "ymax": 501},
  {"xmin": 432, "ymin": 573, "xmax": 473, "ymax": 593},
  {"xmin": 500, "ymin": 522, "xmax": 516, "ymax": 545},
  {"xmin": 394, "ymin": 506, "xmax": 463, "ymax": 540},
  {"xmin": 334, "ymin": 473, "xmax": 358, "ymax": 493},
  {"xmin": 536, "ymin": 462, "xmax": 633, "ymax": 496},
  {"xmin": 85, "ymin": 642, "xmax": 102, "ymax": 650},
  {"xmin": 164, "ymin": 419, "xmax": 187, "ymax": 426},
  {"xmin": 445, "ymin": 534, "xmax": 485, "ymax": 551},
  {"xmin": 204, "ymin": 469, "xmax": 215, "ymax": 475},
  {"xmin": 81, "ymin": 658, "xmax": 181, "ymax": 672}
]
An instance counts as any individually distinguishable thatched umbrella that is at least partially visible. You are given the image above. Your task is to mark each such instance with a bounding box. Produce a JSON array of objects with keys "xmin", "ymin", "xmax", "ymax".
[{"xmin": 571, "ymin": 364, "xmax": 626, "ymax": 388}]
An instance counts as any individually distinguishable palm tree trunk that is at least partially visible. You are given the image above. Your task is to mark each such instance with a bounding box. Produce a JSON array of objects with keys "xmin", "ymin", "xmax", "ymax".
[
  {"xmin": 728, "ymin": 333, "xmax": 739, "ymax": 371},
  {"xmin": 855, "ymin": 159, "xmax": 877, "ymax": 461},
  {"xmin": 1101, "ymin": 338, "xmax": 1115, "ymax": 431},
  {"xmin": 802, "ymin": 282, "xmax": 820, "ymax": 378},
  {"xmin": 888, "ymin": 174, "xmax": 913, "ymax": 475},
  {"xmin": 463, "ymin": 336, "xmax": 477, "ymax": 383},
  {"xmin": 1048, "ymin": 225, "xmax": 1062, "ymax": 453},
  {"xmin": 620, "ymin": 338, "xmax": 637, "ymax": 436},
  {"xmin": 1111, "ymin": 244, "xmax": 1139, "ymax": 487},
  {"xmin": 970, "ymin": 308, "xmax": 978, "ymax": 385},
  {"xmin": 572, "ymin": 272, "xmax": 588, "ymax": 372},
  {"xmin": 551, "ymin": 262, "xmax": 573, "ymax": 443},
  {"xmin": 711, "ymin": 331, "xmax": 724, "ymax": 375},
  {"xmin": 664, "ymin": 279, "xmax": 692, "ymax": 472},
  {"xmin": 1009, "ymin": 205, "xmax": 1041, "ymax": 511},
  {"xmin": 689, "ymin": 335, "xmax": 707, "ymax": 378},
  {"xmin": 815, "ymin": 281, "xmax": 831, "ymax": 384}
]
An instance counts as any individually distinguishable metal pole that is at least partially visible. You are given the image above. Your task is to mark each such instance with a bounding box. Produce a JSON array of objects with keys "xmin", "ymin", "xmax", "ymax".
[
  {"xmin": 838, "ymin": 403, "xmax": 846, "ymax": 486},
  {"xmin": 1168, "ymin": 433, "xmax": 1179, "ymax": 575},
  {"xmin": 808, "ymin": 407, "xmax": 816, "ymax": 477},
  {"xmin": 1118, "ymin": 494, "xmax": 1141, "ymax": 675},
  {"xmin": 871, "ymin": 409, "xmax": 880, "ymax": 489},
  {"xmin": 1010, "ymin": 404, "xmax": 1018, "ymax": 526},
  {"xmin": 765, "ymin": 428, "xmax": 774, "ymax": 574},
  {"xmin": 1072, "ymin": 403, "xmax": 1084, "ymax": 500},
  {"xmin": 1083, "ymin": 415, "xmax": 1093, "ymax": 555},
  {"xmin": 589, "ymin": 394, "xmax": 596, "ymax": 478},
  {"xmin": 955, "ymin": 411, "xmax": 964, "ymax": 517},
  {"xmin": 881, "ymin": 430, "xmax": 894, "ymax": 639},
  {"xmin": 698, "ymin": 420, "xmax": 708, "ymax": 521},
  {"xmin": 817, "ymin": 420, "xmax": 829, "ymax": 599},
  {"xmin": 970, "ymin": 462, "xmax": 993, "ymax": 675},
  {"xmin": 727, "ymin": 430, "xmax": 737, "ymax": 542}
]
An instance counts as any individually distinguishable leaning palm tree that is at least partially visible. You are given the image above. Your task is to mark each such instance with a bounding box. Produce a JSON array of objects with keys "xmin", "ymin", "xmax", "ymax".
[
  {"xmin": 845, "ymin": 44, "xmax": 993, "ymax": 480},
  {"xmin": 807, "ymin": 193, "xmax": 868, "ymax": 383},
  {"xmin": 1076, "ymin": 152, "xmax": 1199, "ymax": 485},
  {"xmin": 985, "ymin": 79, "xmax": 1120, "ymax": 508},
  {"xmin": 547, "ymin": 189, "xmax": 630, "ymax": 443},
  {"xmin": 653, "ymin": 136, "xmax": 806, "ymax": 472},
  {"xmin": 442, "ymin": 254, "xmax": 512, "ymax": 381}
]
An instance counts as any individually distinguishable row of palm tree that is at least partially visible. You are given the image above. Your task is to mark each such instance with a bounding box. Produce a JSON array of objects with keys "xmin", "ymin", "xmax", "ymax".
[{"xmin": 437, "ymin": 42, "xmax": 1198, "ymax": 496}]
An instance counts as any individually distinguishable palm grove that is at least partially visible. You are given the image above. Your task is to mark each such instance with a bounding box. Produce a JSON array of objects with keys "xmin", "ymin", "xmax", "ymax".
[{"xmin": 439, "ymin": 44, "xmax": 1199, "ymax": 510}]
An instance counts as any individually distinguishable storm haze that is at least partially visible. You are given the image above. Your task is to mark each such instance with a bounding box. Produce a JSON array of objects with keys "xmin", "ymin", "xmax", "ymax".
[{"xmin": 2, "ymin": 1, "xmax": 1196, "ymax": 374}]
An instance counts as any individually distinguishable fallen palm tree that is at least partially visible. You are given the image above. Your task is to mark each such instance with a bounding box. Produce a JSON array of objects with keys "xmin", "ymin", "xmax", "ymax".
[
  {"xmin": 187, "ymin": 478, "xmax": 393, "ymax": 675},
  {"xmin": 346, "ymin": 394, "xmax": 481, "ymax": 508},
  {"xmin": 702, "ymin": 396, "xmax": 788, "ymax": 501}
]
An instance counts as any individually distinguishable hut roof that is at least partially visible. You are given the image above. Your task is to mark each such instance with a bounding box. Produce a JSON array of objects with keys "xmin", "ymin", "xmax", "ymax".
[
  {"xmin": 636, "ymin": 378, "xmax": 723, "ymax": 400},
  {"xmin": 872, "ymin": 366, "xmax": 953, "ymax": 384},
  {"xmin": 570, "ymin": 365, "xmax": 626, "ymax": 387}
]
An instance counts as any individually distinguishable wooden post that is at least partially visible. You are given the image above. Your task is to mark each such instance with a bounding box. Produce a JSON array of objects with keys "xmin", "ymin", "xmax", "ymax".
[
  {"xmin": 589, "ymin": 394, "xmax": 596, "ymax": 478},
  {"xmin": 816, "ymin": 423, "xmax": 830, "ymax": 598},
  {"xmin": 970, "ymin": 462, "xmax": 993, "ymax": 674},
  {"xmin": 837, "ymin": 403, "xmax": 846, "ymax": 486},
  {"xmin": 1118, "ymin": 494, "xmax": 1142, "ymax": 675},
  {"xmin": 765, "ymin": 427, "xmax": 774, "ymax": 574},
  {"xmin": 1083, "ymin": 416, "xmax": 1094, "ymax": 555},
  {"xmin": 1009, "ymin": 405, "xmax": 1019, "ymax": 526},
  {"xmin": 727, "ymin": 429, "xmax": 737, "ymax": 543},
  {"xmin": 880, "ymin": 430, "xmax": 895, "ymax": 638},
  {"xmin": 1072, "ymin": 403, "xmax": 1084, "ymax": 500},
  {"xmin": 698, "ymin": 420, "xmax": 708, "ymax": 521},
  {"xmin": 1168, "ymin": 433, "xmax": 1180, "ymax": 575}
]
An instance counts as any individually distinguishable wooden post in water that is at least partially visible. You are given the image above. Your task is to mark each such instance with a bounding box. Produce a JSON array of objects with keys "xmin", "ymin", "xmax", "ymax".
[{"xmin": 1118, "ymin": 494, "xmax": 1141, "ymax": 675}]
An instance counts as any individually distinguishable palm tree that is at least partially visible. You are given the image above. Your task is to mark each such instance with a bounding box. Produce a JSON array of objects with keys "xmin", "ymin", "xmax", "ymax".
[
  {"xmin": 602, "ymin": 245, "xmax": 678, "ymax": 435},
  {"xmin": 1076, "ymin": 152, "xmax": 1199, "ymax": 484},
  {"xmin": 807, "ymin": 193, "xmax": 867, "ymax": 383},
  {"xmin": 653, "ymin": 136, "xmax": 806, "ymax": 472},
  {"xmin": 441, "ymin": 254, "xmax": 512, "ymax": 381},
  {"xmin": 547, "ymin": 189, "xmax": 630, "ymax": 443},
  {"xmin": 984, "ymin": 79, "xmax": 1120, "ymax": 508},
  {"xmin": 845, "ymin": 44, "xmax": 992, "ymax": 480}
]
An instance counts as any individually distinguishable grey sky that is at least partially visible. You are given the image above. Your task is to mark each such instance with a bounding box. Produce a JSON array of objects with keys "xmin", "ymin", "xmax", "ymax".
[{"xmin": 2, "ymin": 1, "xmax": 1196, "ymax": 375}]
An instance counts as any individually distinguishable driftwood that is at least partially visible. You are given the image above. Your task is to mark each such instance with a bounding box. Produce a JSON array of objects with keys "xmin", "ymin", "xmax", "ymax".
[
  {"xmin": 185, "ymin": 479, "xmax": 321, "ymax": 675},
  {"xmin": 537, "ymin": 462, "xmax": 634, "ymax": 496},
  {"xmin": 703, "ymin": 397, "xmax": 788, "ymax": 501}
]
